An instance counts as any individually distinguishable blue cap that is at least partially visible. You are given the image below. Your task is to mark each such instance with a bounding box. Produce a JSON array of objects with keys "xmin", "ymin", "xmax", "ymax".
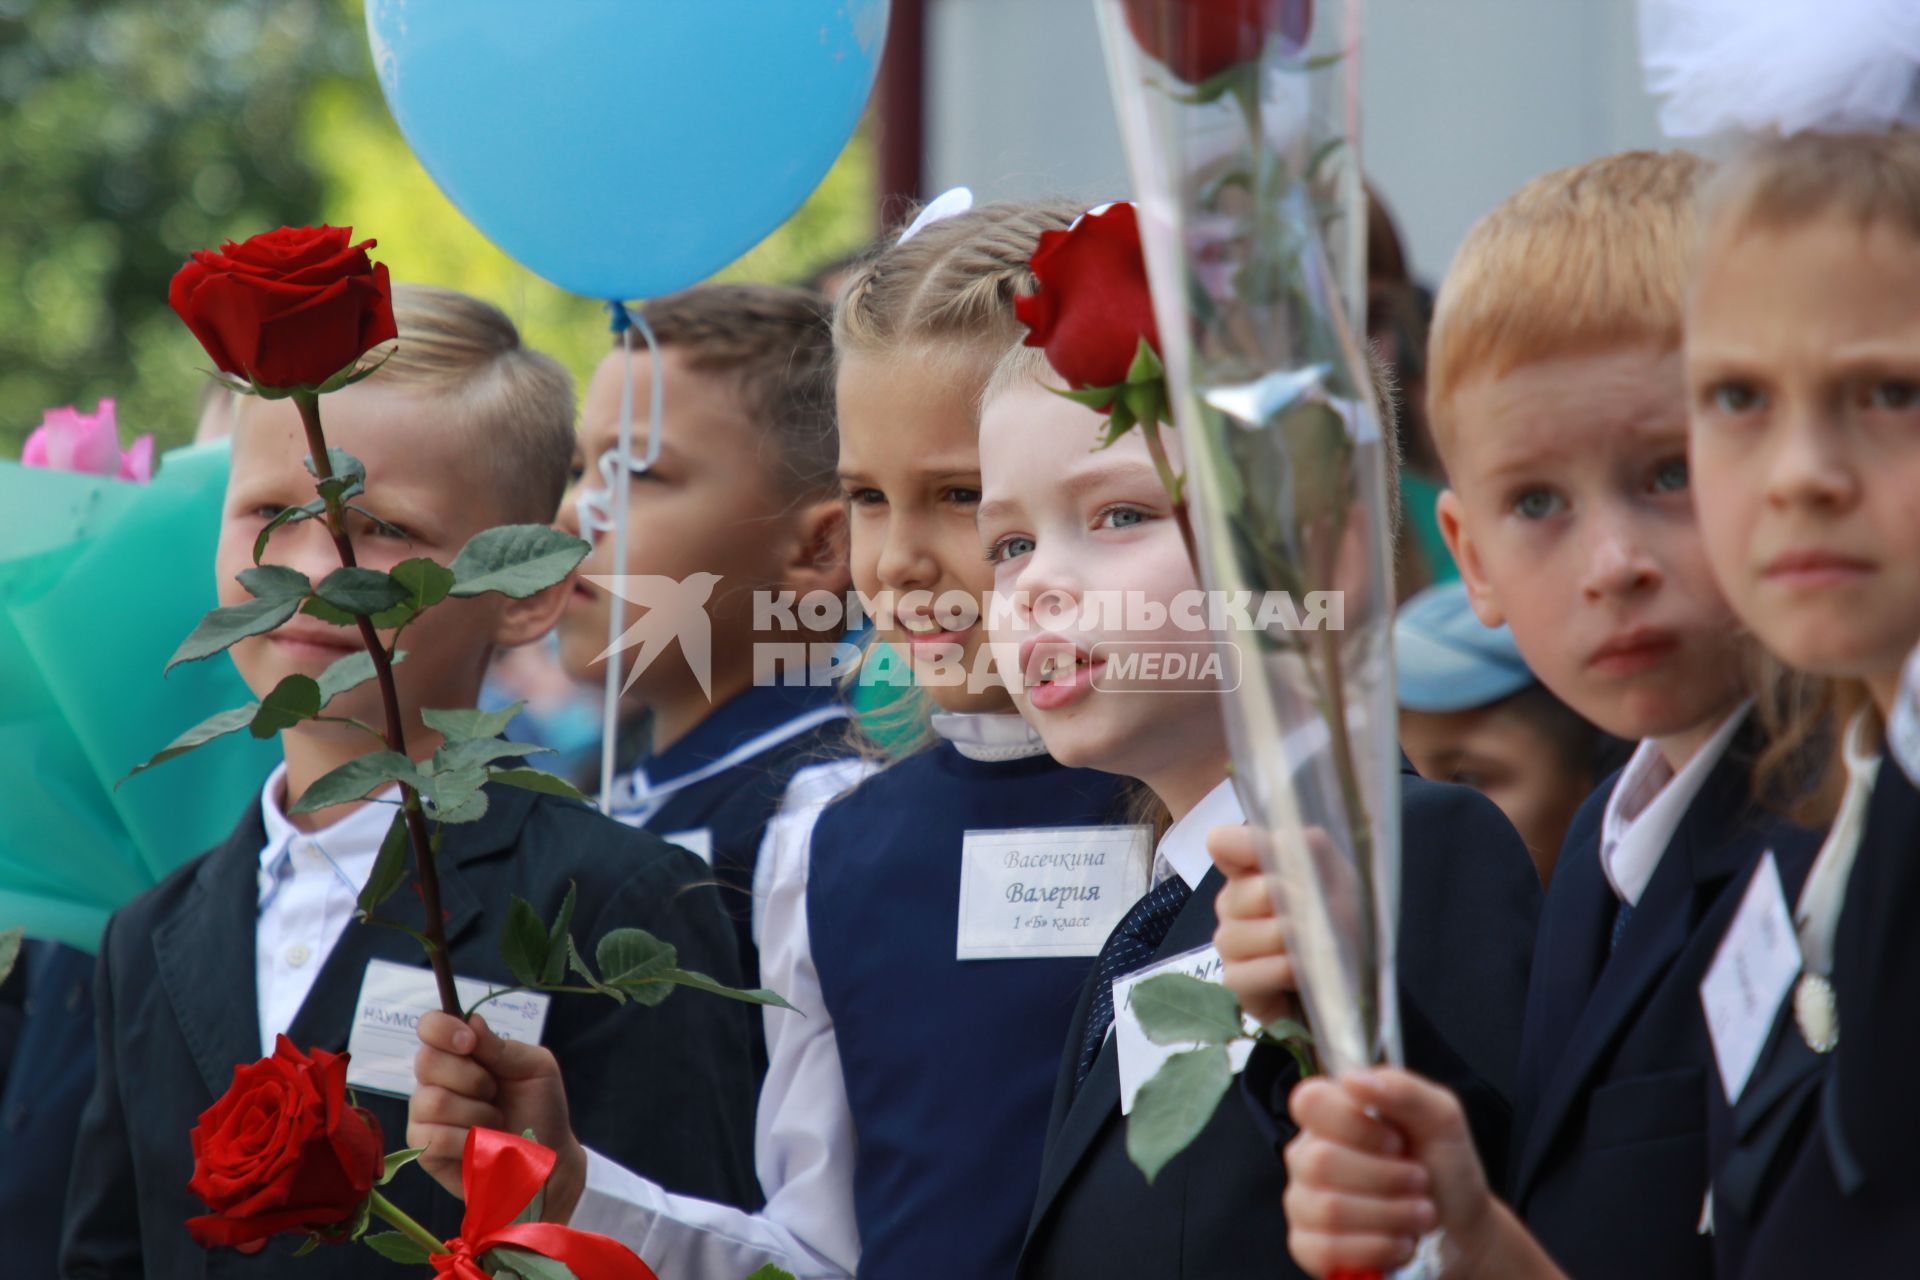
[{"xmin": 1395, "ymin": 581, "xmax": 1537, "ymax": 713}]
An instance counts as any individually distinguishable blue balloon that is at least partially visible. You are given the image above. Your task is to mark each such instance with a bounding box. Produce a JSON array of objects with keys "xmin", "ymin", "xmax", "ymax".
[{"xmin": 367, "ymin": 0, "xmax": 890, "ymax": 300}]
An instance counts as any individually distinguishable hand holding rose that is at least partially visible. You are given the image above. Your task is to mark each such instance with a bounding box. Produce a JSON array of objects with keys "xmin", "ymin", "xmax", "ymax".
[
  {"xmin": 1209, "ymin": 822, "xmax": 1302, "ymax": 1026},
  {"xmin": 409, "ymin": 1011, "xmax": 588, "ymax": 1225},
  {"xmin": 1284, "ymin": 1069, "xmax": 1564, "ymax": 1280}
]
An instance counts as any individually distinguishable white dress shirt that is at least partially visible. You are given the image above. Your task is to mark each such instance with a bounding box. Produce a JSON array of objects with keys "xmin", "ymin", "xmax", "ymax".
[
  {"xmin": 571, "ymin": 751, "xmax": 876, "ymax": 1278},
  {"xmin": 254, "ymin": 762, "xmax": 397, "ymax": 1056},
  {"xmin": 1598, "ymin": 703, "xmax": 1751, "ymax": 909},
  {"xmin": 1795, "ymin": 710, "xmax": 1882, "ymax": 976},
  {"xmin": 1154, "ymin": 777, "xmax": 1244, "ymax": 891},
  {"xmin": 569, "ymin": 712, "xmax": 1066, "ymax": 1278}
]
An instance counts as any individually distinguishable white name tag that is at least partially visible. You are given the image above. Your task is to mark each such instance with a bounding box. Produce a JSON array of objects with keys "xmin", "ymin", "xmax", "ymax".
[
  {"xmin": 955, "ymin": 825, "xmax": 1151, "ymax": 961},
  {"xmin": 1699, "ymin": 853, "xmax": 1802, "ymax": 1105},
  {"xmin": 1115, "ymin": 943, "xmax": 1257, "ymax": 1115},
  {"xmin": 346, "ymin": 959, "xmax": 552, "ymax": 1098},
  {"xmin": 663, "ymin": 827, "xmax": 714, "ymax": 865}
]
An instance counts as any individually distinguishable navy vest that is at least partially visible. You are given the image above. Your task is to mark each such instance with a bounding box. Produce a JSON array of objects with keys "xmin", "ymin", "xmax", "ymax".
[{"xmin": 807, "ymin": 744, "xmax": 1132, "ymax": 1279}]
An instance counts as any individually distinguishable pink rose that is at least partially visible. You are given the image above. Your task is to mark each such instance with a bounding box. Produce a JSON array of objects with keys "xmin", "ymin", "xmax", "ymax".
[{"xmin": 20, "ymin": 399, "xmax": 154, "ymax": 483}]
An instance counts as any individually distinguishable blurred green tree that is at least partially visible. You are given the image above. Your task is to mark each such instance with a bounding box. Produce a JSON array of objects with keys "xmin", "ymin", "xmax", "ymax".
[
  {"xmin": 0, "ymin": 0, "xmax": 361, "ymax": 456},
  {"xmin": 1, "ymin": 0, "xmax": 876, "ymax": 459}
]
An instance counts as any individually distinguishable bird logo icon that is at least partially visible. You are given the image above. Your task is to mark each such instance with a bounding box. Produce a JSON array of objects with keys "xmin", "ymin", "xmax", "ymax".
[{"xmin": 584, "ymin": 572, "xmax": 723, "ymax": 699}]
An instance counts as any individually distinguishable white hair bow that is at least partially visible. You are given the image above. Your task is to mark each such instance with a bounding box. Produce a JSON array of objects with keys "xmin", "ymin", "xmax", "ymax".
[
  {"xmin": 897, "ymin": 186, "xmax": 974, "ymax": 244},
  {"xmin": 1640, "ymin": 0, "xmax": 1920, "ymax": 137}
]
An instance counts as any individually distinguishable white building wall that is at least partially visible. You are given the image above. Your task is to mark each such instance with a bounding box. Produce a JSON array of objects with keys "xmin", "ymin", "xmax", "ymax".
[{"xmin": 925, "ymin": 0, "xmax": 1669, "ymax": 284}]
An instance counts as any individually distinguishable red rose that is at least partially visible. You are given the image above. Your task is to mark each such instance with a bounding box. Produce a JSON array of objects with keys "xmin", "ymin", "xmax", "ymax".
[
  {"xmin": 168, "ymin": 225, "xmax": 398, "ymax": 391},
  {"xmin": 186, "ymin": 1036, "xmax": 385, "ymax": 1253},
  {"xmin": 1016, "ymin": 202, "xmax": 1162, "ymax": 402},
  {"xmin": 1122, "ymin": 0, "xmax": 1313, "ymax": 83}
]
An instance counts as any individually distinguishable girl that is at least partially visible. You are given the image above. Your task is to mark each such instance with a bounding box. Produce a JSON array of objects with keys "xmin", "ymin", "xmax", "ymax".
[
  {"xmin": 1274, "ymin": 129, "xmax": 1920, "ymax": 1279},
  {"xmin": 1680, "ymin": 127, "xmax": 1920, "ymax": 1276},
  {"xmin": 408, "ymin": 198, "xmax": 1146, "ymax": 1280},
  {"xmin": 975, "ymin": 325, "xmax": 1540, "ymax": 1278}
]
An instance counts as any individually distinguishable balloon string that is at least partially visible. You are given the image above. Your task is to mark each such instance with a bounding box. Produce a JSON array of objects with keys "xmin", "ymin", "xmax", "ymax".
[{"xmin": 597, "ymin": 301, "xmax": 664, "ymax": 815}]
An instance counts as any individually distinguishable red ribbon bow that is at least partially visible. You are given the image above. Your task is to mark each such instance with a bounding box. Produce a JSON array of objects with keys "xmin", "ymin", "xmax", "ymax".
[{"xmin": 431, "ymin": 1129, "xmax": 658, "ymax": 1280}]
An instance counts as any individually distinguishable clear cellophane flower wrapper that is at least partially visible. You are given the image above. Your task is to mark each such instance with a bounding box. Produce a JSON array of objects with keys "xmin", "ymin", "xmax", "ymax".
[{"xmin": 1098, "ymin": 0, "xmax": 1410, "ymax": 1152}]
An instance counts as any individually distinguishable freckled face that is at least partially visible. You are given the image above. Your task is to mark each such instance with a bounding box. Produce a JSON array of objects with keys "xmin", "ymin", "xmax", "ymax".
[{"xmin": 1440, "ymin": 346, "xmax": 1746, "ymax": 743}]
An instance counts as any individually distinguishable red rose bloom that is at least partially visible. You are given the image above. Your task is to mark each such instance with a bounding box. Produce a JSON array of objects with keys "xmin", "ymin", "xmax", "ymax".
[
  {"xmin": 168, "ymin": 225, "xmax": 398, "ymax": 391},
  {"xmin": 186, "ymin": 1036, "xmax": 384, "ymax": 1253},
  {"xmin": 1016, "ymin": 202, "xmax": 1161, "ymax": 403},
  {"xmin": 1122, "ymin": 0, "xmax": 1313, "ymax": 83}
]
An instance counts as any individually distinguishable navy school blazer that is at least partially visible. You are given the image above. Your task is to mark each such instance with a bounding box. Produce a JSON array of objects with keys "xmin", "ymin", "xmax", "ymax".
[
  {"xmin": 1015, "ymin": 759, "xmax": 1540, "ymax": 1280},
  {"xmin": 1707, "ymin": 753, "xmax": 1920, "ymax": 1277},
  {"xmin": 60, "ymin": 783, "xmax": 759, "ymax": 1279},
  {"xmin": 0, "ymin": 941, "xmax": 96, "ymax": 1276},
  {"xmin": 1508, "ymin": 729, "xmax": 1821, "ymax": 1279}
]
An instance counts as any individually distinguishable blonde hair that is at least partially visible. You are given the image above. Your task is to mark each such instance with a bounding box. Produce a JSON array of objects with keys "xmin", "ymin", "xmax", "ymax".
[
  {"xmin": 1700, "ymin": 129, "xmax": 1920, "ymax": 246},
  {"xmin": 1427, "ymin": 150, "xmax": 1712, "ymax": 458},
  {"xmin": 368, "ymin": 284, "xmax": 576, "ymax": 523},
  {"xmin": 834, "ymin": 198, "xmax": 1082, "ymax": 383},
  {"xmin": 1696, "ymin": 130, "xmax": 1920, "ymax": 821},
  {"xmin": 827, "ymin": 199, "xmax": 1086, "ymax": 761}
]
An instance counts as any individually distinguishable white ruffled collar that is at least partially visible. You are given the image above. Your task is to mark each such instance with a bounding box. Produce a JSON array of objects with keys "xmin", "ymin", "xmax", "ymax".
[{"xmin": 929, "ymin": 711, "xmax": 1051, "ymax": 763}]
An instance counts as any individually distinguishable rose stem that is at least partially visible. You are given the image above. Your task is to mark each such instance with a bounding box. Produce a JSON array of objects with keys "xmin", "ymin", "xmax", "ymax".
[
  {"xmin": 293, "ymin": 390, "xmax": 463, "ymax": 1018},
  {"xmin": 368, "ymin": 1190, "xmax": 446, "ymax": 1256},
  {"xmin": 1140, "ymin": 419, "xmax": 1199, "ymax": 568}
]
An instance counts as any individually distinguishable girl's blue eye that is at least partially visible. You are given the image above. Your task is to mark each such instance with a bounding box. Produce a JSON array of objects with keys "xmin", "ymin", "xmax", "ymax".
[
  {"xmin": 1866, "ymin": 380, "xmax": 1920, "ymax": 411},
  {"xmin": 1513, "ymin": 489, "xmax": 1564, "ymax": 520},
  {"xmin": 1097, "ymin": 505, "xmax": 1148, "ymax": 530},
  {"xmin": 1650, "ymin": 457, "xmax": 1688, "ymax": 494},
  {"xmin": 988, "ymin": 535, "xmax": 1035, "ymax": 564},
  {"xmin": 1711, "ymin": 382, "xmax": 1761, "ymax": 414}
]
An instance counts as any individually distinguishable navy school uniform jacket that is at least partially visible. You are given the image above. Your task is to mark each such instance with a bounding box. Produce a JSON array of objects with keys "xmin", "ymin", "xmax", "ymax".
[
  {"xmin": 1707, "ymin": 752, "xmax": 1920, "ymax": 1278},
  {"xmin": 0, "ymin": 940, "xmax": 96, "ymax": 1277},
  {"xmin": 1510, "ymin": 725, "xmax": 1822, "ymax": 1279},
  {"xmin": 61, "ymin": 783, "xmax": 759, "ymax": 1279},
  {"xmin": 607, "ymin": 681, "xmax": 850, "ymax": 989},
  {"xmin": 805, "ymin": 735, "xmax": 1132, "ymax": 1279},
  {"xmin": 1016, "ymin": 757, "xmax": 1541, "ymax": 1280}
]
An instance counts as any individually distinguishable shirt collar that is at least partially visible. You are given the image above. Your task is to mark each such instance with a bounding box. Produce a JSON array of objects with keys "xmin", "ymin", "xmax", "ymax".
[
  {"xmin": 1155, "ymin": 777, "xmax": 1243, "ymax": 890},
  {"xmin": 1796, "ymin": 709, "xmax": 1885, "ymax": 974},
  {"xmin": 1891, "ymin": 643, "xmax": 1920, "ymax": 787},
  {"xmin": 637, "ymin": 682, "xmax": 848, "ymax": 790},
  {"xmin": 257, "ymin": 761, "xmax": 402, "ymax": 879},
  {"xmin": 1599, "ymin": 701, "xmax": 1752, "ymax": 906},
  {"xmin": 929, "ymin": 711, "xmax": 1051, "ymax": 762}
]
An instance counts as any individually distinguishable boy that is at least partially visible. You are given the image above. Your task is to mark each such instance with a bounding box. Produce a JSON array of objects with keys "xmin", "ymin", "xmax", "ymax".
[
  {"xmin": 556, "ymin": 284, "xmax": 853, "ymax": 987},
  {"xmin": 1227, "ymin": 152, "xmax": 1821, "ymax": 1279},
  {"xmin": 1396, "ymin": 581, "xmax": 1625, "ymax": 882},
  {"xmin": 61, "ymin": 286, "xmax": 759, "ymax": 1278}
]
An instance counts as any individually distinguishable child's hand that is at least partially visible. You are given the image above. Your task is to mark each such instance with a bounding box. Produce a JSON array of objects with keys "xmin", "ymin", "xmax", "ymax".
[
  {"xmin": 1284, "ymin": 1069, "xmax": 1558, "ymax": 1279},
  {"xmin": 1209, "ymin": 822, "xmax": 1300, "ymax": 1026},
  {"xmin": 409, "ymin": 1012, "xmax": 586, "ymax": 1223}
]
